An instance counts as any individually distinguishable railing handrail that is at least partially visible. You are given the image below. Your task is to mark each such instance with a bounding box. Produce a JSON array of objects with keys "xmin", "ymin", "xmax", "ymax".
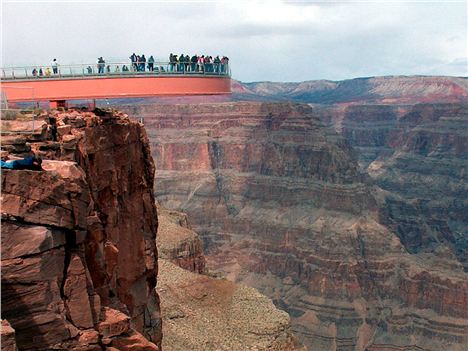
[{"xmin": 1, "ymin": 60, "xmax": 229, "ymax": 69}]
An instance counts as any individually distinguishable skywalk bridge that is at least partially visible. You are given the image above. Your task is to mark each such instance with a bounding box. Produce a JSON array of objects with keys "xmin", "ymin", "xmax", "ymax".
[{"xmin": 0, "ymin": 61, "xmax": 231, "ymax": 108}]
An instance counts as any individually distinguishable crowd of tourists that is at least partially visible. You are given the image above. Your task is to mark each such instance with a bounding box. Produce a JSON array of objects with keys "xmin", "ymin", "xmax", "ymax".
[
  {"xmin": 29, "ymin": 54, "xmax": 229, "ymax": 77},
  {"xmin": 128, "ymin": 53, "xmax": 229, "ymax": 73}
]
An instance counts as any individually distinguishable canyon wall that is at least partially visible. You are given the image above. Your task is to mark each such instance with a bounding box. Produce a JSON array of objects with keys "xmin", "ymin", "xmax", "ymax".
[
  {"xmin": 316, "ymin": 103, "xmax": 468, "ymax": 270},
  {"xmin": 123, "ymin": 101, "xmax": 468, "ymax": 351},
  {"xmin": 1, "ymin": 110, "xmax": 161, "ymax": 350}
]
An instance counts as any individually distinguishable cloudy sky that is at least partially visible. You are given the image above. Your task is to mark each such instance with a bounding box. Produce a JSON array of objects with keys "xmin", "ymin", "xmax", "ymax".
[{"xmin": 1, "ymin": 0, "xmax": 467, "ymax": 82}]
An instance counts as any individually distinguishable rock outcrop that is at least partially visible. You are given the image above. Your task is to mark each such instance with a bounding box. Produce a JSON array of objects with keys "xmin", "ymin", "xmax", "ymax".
[
  {"xmin": 1, "ymin": 109, "xmax": 161, "ymax": 350},
  {"xmin": 124, "ymin": 101, "xmax": 468, "ymax": 351},
  {"xmin": 156, "ymin": 205, "xmax": 206, "ymax": 273}
]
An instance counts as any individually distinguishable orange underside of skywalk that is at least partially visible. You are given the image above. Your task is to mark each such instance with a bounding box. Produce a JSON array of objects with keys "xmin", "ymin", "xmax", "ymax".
[{"xmin": 0, "ymin": 75, "xmax": 231, "ymax": 102}]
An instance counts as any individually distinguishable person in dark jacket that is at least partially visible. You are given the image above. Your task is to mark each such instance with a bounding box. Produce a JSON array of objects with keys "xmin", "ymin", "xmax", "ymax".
[
  {"xmin": 130, "ymin": 53, "xmax": 137, "ymax": 71},
  {"xmin": 191, "ymin": 55, "xmax": 198, "ymax": 72},
  {"xmin": 214, "ymin": 56, "xmax": 221, "ymax": 73},
  {"xmin": 97, "ymin": 57, "xmax": 105, "ymax": 74},
  {"xmin": 179, "ymin": 54, "xmax": 185, "ymax": 72},
  {"xmin": 169, "ymin": 53, "xmax": 175, "ymax": 72},
  {"xmin": 148, "ymin": 56, "xmax": 155, "ymax": 71},
  {"xmin": 140, "ymin": 55, "xmax": 146, "ymax": 72}
]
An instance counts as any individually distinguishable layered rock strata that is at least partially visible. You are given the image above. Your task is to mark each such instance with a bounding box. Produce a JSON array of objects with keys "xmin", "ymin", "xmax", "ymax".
[
  {"xmin": 317, "ymin": 103, "xmax": 468, "ymax": 269},
  {"xmin": 1, "ymin": 110, "xmax": 161, "ymax": 350},
  {"xmin": 124, "ymin": 101, "xmax": 468, "ymax": 351}
]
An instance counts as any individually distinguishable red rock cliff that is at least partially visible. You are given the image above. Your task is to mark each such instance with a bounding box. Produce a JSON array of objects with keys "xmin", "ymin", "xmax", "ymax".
[{"xmin": 1, "ymin": 109, "xmax": 161, "ymax": 350}]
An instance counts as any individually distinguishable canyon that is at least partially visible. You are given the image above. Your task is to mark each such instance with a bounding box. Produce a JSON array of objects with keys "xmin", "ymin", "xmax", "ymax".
[
  {"xmin": 121, "ymin": 98, "xmax": 468, "ymax": 351},
  {"xmin": 1, "ymin": 75, "xmax": 467, "ymax": 351},
  {"xmin": 0, "ymin": 108, "xmax": 302, "ymax": 351}
]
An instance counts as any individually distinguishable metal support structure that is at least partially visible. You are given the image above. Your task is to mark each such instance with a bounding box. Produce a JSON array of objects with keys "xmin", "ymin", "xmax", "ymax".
[{"xmin": 49, "ymin": 100, "xmax": 67, "ymax": 109}]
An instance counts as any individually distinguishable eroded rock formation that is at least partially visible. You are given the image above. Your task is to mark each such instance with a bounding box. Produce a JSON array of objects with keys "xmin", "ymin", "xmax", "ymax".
[
  {"xmin": 124, "ymin": 101, "xmax": 468, "ymax": 351},
  {"xmin": 1, "ymin": 110, "xmax": 161, "ymax": 350},
  {"xmin": 156, "ymin": 205, "xmax": 206, "ymax": 274}
]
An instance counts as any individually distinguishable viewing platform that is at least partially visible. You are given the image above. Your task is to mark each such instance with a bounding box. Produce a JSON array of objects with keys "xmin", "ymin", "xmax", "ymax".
[{"xmin": 0, "ymin": 61, "xmax": 231, "ymax": 108}]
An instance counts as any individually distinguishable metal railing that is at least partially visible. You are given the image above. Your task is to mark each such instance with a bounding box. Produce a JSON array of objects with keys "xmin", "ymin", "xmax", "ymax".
[{"xmin": 1, "ymin": 61, "xmax": 231, "ymax": 80}]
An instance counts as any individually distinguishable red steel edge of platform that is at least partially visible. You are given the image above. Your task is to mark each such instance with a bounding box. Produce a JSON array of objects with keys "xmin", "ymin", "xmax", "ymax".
[{"xmin": 0, "ymin": 75, "xmax": 231, "ymax": 105}]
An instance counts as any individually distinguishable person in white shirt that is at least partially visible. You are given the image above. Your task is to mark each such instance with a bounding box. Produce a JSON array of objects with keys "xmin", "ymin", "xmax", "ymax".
[{"xmin": 52, "ymin": 59, "xmax": 59, "ymax": 74}]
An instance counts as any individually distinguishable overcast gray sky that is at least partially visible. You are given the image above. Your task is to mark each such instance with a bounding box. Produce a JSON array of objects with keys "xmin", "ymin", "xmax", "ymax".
[{"xmin": 1, "ymin": 0, "xmax": 467, "ymax": 82}]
